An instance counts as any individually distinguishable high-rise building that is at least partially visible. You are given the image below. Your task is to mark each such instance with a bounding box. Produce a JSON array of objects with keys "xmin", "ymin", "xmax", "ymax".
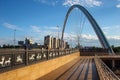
[
  {"xmin": 61, "ymin": 40, "xmax": 65, "ymax": 49},
  {"xmin": 25, "ymin": 38, "xmax": 33, "ymax": 45},
  {"xmin": 65, "ymin": 42, "xmax": 69, "ymax": 49},
  {"xmin": 53, "ymin": 37, "xmax": 58, "ymax": 49},
  {"xmin": 61, "ymin": 40, "xmax": 70, "ymax": 49},
  {"xmin": 25, "ymin": 38, "xmax": 34, "ymax": 49},
  {"xmin": 51, "ymin": 37, "xmax": 53, "ymax": 49},
  {"xmin": 63, "ymin": 41, "xmax": 66, "ymax": 49},
  {"xmin": 44, "ymin": 35, "xmax": 69, "ymax": 49},
  {"xmin": 18, "ymin": 41, "xmax": 24, "ymax": 46},
  {"xmin": 44, "ymin": 35, "xmax": 52, "ymax": 49},
  {"xmin": 57, "ymin": 39, "xmax": 60, "ymax": 48}
]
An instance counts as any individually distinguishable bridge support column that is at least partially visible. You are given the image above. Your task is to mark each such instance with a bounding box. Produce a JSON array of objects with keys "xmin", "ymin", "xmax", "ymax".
[{"xmin": 112, "ymin": 60, "xmax": 115, "ymax": 69}]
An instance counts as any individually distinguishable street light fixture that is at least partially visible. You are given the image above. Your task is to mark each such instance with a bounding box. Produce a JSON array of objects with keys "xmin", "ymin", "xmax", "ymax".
[
  {"xmin": 14, "ymin": 29, "xmax": 16, "ymax": 49},
  {"xmin": 57, "ymin": 25, "xmax": 60, "ymax": 49}
]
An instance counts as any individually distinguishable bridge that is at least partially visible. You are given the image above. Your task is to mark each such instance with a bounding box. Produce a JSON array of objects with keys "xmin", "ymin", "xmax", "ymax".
[
  {"xmin": 0, "ymin": 49, "xmax": 120, "ymax": 80},
  {"xmin": 0, "ymin": 4, "xmax": 120, "ymax": 80}
]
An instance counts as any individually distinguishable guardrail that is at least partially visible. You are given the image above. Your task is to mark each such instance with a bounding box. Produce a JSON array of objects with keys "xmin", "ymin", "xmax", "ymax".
[
  {"xmin": 0, "ymin": 49, "xmax": 79, "ymax": 73},
  {"xmin": 94, "ymin": 55, "xmax": 120, "ymax": 80}
]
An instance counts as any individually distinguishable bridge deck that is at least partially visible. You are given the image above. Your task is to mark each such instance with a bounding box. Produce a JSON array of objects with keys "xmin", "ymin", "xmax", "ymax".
[{"xmin": 37, "ymin": 57, "xmax": 99, "ymax": 80}]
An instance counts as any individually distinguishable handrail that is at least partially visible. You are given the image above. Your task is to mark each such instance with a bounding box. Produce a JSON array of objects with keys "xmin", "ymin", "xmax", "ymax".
[
  {"xmin": 94, "ymin": 55, "xmax": 120, "ymax": 80},
  {"xmin": 0, "ymin": 49, "xmax": 79, "ymax": 73}
]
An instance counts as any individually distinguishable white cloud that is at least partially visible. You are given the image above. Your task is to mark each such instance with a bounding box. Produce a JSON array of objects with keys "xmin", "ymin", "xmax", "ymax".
[
  {"xmin": 34, "ymin": 0, "xmax": 46, "ymax": 3},
  {"xmin": 44, "ymin": 26, "xmax": 59, "ymax": 30},
  {"xmin": 102, "ymin": 25, "xmax": 120, "ymax": 35},
  {"xmin": 34, "ymin": 0, "xmax": 59, "ymax": 6},
  {"xmin": 64, "ymin": 32, "xmax": 76, "ymax": 40},
  {"xmin": 101, "ymin": 25, "xmax": 120, "ymax": 46},
  {"xmin": 28, "ymin": 25, "xmax": 60, "ymax": 45},
  {"xmin": 63, "ymin": 0, "xmax": 102, "ymax": 7},
  {"xmin": 85, "ymin": 0, "xmax": 102, "ymax": 7},
  {"xmin": 0, "ymin": 39, "xmax": 7, "ymax": 45},
  {"xmin": 31, "ymin": 25, "xmax": 41, "ymax": 33},
  {"xmin": 63, "ymin": 0, "xmax": 80, "ymax": 6},
  {"xmin": 30, "ymin": 25, "xmax": 60, "ymax": 36},
  {"xmin": 63, "ymin": 32, "xmax": 98, "ymax": 41},
  {"xmin": 63, "ymin": 32, "xmax": 102, "ymax": 47},
  {"xmin": 107, "ymin": 36, "xmax": 120, "ymax": 40},
  {"xmin": 116, "ymin": 4, "xmax": 120, "ymax": 8},
  {"xmin": 34, "ymin": 0, "xmax": 102, "ymax": 7},
  {"xmin": 30, "ymin": 25, "xmax": 60, "ymax": 40},
  {"xmin": 3, "ymin": 22, "xmax": 22, "ymax": 30},
  {"xmin": 81, "ymin": 34, "xmax": 98, "ymax": 40},
  {"xmin": 50, "ymin": 26, "xmax": 59, "ymax": 30},
  {"xmin": 0, "ymin": 38, "xmax": 14, "ymax": 46},
  {"xmin": 63, "ymin": 31, "xmax": 120, "ymax": 47},
  {"xmin": 29, "ymin": 25, "xmax": 120, "ymax": 47}
]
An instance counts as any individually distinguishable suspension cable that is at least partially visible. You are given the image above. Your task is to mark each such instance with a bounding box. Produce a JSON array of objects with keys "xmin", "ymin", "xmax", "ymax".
[{"xmin": 79, "ymin": 12, "xmax": 86, "ymax": 46}]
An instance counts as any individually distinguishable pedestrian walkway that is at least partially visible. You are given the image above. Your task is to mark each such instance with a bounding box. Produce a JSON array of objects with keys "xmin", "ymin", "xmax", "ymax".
[{"xmin": 37, "ymin": 57, "xmax": 99, "ymax": 80}]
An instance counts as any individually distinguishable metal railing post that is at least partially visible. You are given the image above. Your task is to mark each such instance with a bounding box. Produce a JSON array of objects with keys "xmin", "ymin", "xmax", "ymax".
[
  {"xmin": 25, "ymin": 49, "xmax": 28, "ymax": 65},
  {"xmin": 46, "ymin": 49, "xmax": 49, "ymax": 60}
]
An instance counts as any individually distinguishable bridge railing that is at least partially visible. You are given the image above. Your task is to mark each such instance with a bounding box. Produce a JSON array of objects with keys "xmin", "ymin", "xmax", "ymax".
[
  {"xmin": 0, "ymin": 49, "xmax": 79, "ymax": 73},
  {"xmin": 94, "ymin": 55, "xmax": 120, "ymax": 80},
  {"xmin": 79, "ymin": 48, "xmax": 110, "ymax": 56}
]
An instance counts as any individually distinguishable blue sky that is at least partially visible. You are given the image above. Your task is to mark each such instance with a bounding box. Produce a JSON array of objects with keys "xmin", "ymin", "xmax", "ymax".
[{"xmin": 0, "ymin": 0, "xmax": 120, "ymax": 47}]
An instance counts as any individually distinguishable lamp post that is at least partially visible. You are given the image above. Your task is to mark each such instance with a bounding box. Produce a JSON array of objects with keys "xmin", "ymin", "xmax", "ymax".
[
  {"xmin": 57, "ymin": 25, "xmax": 59, "ymax": 49},
  {"xmin": 57, "ymin": 25, "xmax": 59, "ymax": 39},
  {"xmin": 14, "ymin": 29, "xmax": 16, "ymax": 49},
  {"xmin": 77, "ymin": 34, "xmax": 80, "ymax": 49}
]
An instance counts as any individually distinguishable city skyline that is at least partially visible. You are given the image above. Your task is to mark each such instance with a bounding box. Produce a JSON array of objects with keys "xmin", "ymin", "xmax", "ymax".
[{"xmin": 0, "ymin": 0, "xmax": 120, "ymax": 47}]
